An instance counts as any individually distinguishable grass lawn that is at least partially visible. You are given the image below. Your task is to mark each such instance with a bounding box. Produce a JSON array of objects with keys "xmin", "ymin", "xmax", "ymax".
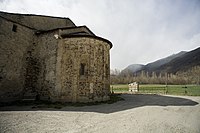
[{"xmin": 111, "ymin": 84, "xmax": 200, "ymax": 96}]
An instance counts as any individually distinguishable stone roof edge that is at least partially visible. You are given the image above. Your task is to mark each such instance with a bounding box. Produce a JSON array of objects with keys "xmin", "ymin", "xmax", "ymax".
[
  {"xmin": 0, "ymin": 11, "xmax": 76, "ymax": 29},
  {"xmin": 35, "ymin": 26, "xmax": 95, "ymax": 36},
  {"xmin": 0, "ymin": 15, "xmax": 37, "ymax": 30},
  {"xmin": 61, "ymin": 34, "xmax": 113, "ymax": 49},
  {"xmin": 0, "ymin": 10, "xmax": 74, "ymax": 22}
]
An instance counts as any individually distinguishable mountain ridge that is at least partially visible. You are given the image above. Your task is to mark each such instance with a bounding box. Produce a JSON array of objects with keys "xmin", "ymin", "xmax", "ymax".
[
  {"xmin": 155, "ymin": 47, "xmax": 200, "ymax": 74},
  {"xmin": 121, "ymin": 47, "xmax": 200, "ymax": 75}
]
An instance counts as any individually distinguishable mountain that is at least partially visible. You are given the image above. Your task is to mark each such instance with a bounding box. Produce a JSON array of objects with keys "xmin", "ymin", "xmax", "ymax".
[
  {"xmin": 121, "ymin": 47, "xmax": 200, "ymax": 75},
  {"xmin": 155, "ymin": 47, "xmax": 200, "ymax": 74},
  {"xmin": 121, "ymin": 64, "xmax": 144, "ymax": 74},
  {"xmin": 140, "ymin": 51, "xmax": 186, "ymax": 73}
]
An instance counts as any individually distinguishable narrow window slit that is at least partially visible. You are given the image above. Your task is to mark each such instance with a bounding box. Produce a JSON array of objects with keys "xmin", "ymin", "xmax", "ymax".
[
  {"xmin": 12, "ymin": 24, "xmax": 17, "ymax": 32},
  {"xmin": 80, "ymin": 63, "xmax": 85, "ymax": 76}
]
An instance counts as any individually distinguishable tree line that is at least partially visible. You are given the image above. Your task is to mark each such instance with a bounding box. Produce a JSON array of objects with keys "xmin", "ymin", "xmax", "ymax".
[{"xmin": 110, "ymin": 66, "xmax": 200, "ymax": 85}]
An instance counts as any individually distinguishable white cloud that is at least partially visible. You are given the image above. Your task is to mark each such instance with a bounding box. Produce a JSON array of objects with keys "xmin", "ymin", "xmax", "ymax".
[
  {"xmin": 1, "ymin": 0, "xmax": 200, "ymax": 69},
  {"xmin": 189, "ymin": 34, "xmax": 200, "ymax": 49}
]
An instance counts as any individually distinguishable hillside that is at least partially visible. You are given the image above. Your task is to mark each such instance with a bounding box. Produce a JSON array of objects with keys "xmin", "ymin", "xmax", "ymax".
[
  {"xmin": 121, "ymin": 47, "xmax": 200, "ymax": 75},
  {"xmin": 121, "ymin": 64, "xmax": 144, "ymax": 74},
  {"xmin": 155, "ymin": 47, "xmax": 200, "ymax": 74},
  {"xmin": 141, "ymin": 51, "xmax": 186, "ymax": 72}
]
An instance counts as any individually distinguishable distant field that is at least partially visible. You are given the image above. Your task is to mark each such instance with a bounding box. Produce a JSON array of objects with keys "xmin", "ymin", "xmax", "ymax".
[{"xmin": 111, "ymin": 84, "xmax": 200, "ymax": 96}]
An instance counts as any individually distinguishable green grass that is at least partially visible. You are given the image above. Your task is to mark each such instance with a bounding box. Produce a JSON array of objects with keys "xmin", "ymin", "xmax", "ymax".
[
  {"xmin": 111, "ymin": 84, "xmax": 200, "ymax": 96},
  {"xmin": 110, "ymin": 84, "xmax": 129, "ymax": 92}
]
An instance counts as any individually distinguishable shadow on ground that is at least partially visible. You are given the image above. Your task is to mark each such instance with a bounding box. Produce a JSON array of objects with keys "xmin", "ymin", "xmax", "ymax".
[{"xmin": 0, "ymin": 94, "xmax": 198, "ymax": 114}]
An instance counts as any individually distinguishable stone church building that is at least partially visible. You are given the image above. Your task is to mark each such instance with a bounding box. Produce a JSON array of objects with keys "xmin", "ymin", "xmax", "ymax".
[{"xmin": 0, "ymin": 11, "xmax": 112, "ymax": 103}]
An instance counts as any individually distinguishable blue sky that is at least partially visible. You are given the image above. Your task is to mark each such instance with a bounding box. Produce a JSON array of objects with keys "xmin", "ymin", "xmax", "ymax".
[{"xmin": 0, "ymin": 0, "xmax": 200, "ymax": 70}]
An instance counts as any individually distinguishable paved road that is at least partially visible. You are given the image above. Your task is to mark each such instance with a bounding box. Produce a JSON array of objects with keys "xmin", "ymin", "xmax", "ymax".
[{"xmin": 0, "ymin": 94, "xmax": 200, "ymax": 133}]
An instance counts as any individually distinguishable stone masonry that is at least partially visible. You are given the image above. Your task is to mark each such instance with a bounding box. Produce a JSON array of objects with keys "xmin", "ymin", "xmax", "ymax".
[{"xmin": 0, "ymin": 11, "xmax": 112, "ymax": 103}]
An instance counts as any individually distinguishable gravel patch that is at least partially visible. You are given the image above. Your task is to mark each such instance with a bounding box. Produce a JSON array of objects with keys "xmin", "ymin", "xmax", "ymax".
[{"xmin": 0, "ymin": 94, "xmax": 200, "ymax": 133}]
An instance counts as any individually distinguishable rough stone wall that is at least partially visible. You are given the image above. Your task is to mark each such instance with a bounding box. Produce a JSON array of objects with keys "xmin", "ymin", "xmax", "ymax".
[
  {"xmin": 33, "ymin": 31, "xmax": 59, "ymax": 101},
  {"xmin": 0, "ymin": 12, "xmax": 76, "ymax": 30},
  {"xmin": 55, "ymin": 37, "xmax": 111, "ymax": 102},
  {"xmin": 0, "ymin": 12, "xmax": 112, "ymax": 103},
  {"xmin": 0, "ymin": 17, "xmax": 34, "ymax": 102}
]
